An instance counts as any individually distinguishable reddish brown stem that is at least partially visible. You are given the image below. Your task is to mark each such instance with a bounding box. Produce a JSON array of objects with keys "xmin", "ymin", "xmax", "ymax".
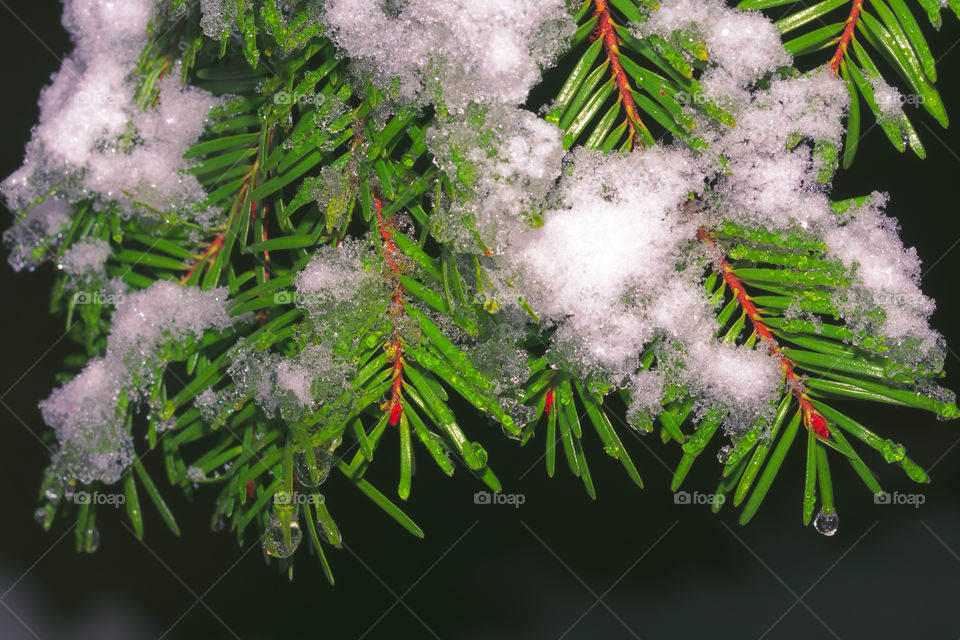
[
  {"xmin": 594, "ymin": 0, "xmax": 647, "ymax": 148},
  {"xmin": 179, "ymin": 234, "xmax": 224, "ymax": 284},
  {"xmin": 698, "ymin": 229, "xmax": 830, "ymax": 438},
  {"xmin": 828, "ymin": 0, "xmax": 864, "ymax": 74},
  {"xmin": 183, "ymin": 151, "xmax": 261, "ymax": 285},
  {"xmin": 375, "ymin": 190, "xmax": 406, "ymax": 426},
  {"xmin": 262, "ymin": 213, "xmax": 271, "ymax": 269}
]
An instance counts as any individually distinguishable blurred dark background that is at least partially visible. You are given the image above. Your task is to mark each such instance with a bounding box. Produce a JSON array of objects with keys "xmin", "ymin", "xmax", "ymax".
[{"xmin": 2, "ymin": 3, "xmax": 960, "ymax": 639}]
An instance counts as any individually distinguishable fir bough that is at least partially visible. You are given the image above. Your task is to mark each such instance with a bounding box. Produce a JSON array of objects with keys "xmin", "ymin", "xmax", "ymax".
[{"xmin": 5, "ymin": 0, "xmax": 958, "ymax": 579}]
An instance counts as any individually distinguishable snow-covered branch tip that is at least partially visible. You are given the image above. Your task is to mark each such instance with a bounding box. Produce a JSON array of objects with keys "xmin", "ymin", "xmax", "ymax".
[
  {"xmin": 5, "ymin": 0, "xmax": 959, "ymax": 565},
  {"xmin": 594, "ymin": 0, "xmax": 649, "ymax": 147},
  {"xmin": 375, "ymin": 190, "xmax": 406, "ymax": 427},
  {"xmin": 698, "ymin": 228, "xmax": 830, "ymax": 439}
]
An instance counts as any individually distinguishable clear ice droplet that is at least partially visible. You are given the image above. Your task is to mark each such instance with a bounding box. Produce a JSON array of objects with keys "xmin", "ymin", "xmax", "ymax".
[
  {"xmin": 293, "ymin": 446, "xmax": 333, "ymax": 488},
  {"xmin": 716, "ymin": 445, "xmax": 733, "ymax": 464},
  {"xmin": 85, "ymin": 526, "xmax": 101, "ymax": 553},
  {"xmin": 813, "ymin": 509, "xmax": 839, "ymax": 536},
  {"xmin": 262, "ymin": 513, "xmax": 302, "ymax": 559}
]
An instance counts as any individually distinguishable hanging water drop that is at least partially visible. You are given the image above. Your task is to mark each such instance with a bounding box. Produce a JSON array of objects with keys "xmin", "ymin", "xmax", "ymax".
[
  {"xmin": 628, "ymin": 419, "xmax": 652, "ymax": 436},
  {"xmin": 880, "ymin": 439, "xmax": 905, "ymax": 463},
  {"xmin": 470, "ymin": 442, "xmax": 489, "ymax": 467},
  {"xmin": 813, "ymin": 509, "xmax": 839, "ymax": 536},
  {"xmin": 84, "ymin": 526, "xmax": 101, "ymax": 553},
  {"xmin": 313, "ymin": 499, "xmax": 342, "ymax": 546},
  {"xmin": 500, "ymin": 423, "xmax": 522, "ymax": 441},
  {"xmin": 293, "ymin": 445, "xmax": 334, "ymax": 488},
  {"xmin": 62, "ymin": 478, "xmax": 76, "ymax": 501},
  {"xmin": 262, "ymin": 513, "xmax": 303, "ymax": 559},
  {"xmin": 716, "ymin": 445, "xmax": 733, "ymax": 464},
  {"xmin": 44, "ymin": 484, "xmax": 61, "ymax": 502}
]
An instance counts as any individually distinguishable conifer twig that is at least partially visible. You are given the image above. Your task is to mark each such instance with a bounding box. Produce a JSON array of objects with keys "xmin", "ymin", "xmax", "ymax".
[
  {"xmin": 594, "ymin": 0, "xmax": 649, "ymax": 147},
  {"xmin": 375, "ymin": 190, "xmax": 406, "ymax": 427},
  {"xmin": 697, "ymin": 228, "xmax": 830, "ymax": 438},
  {"xmin": 828, "ymin": 0, "xmax": 864, "ymax": 73}
]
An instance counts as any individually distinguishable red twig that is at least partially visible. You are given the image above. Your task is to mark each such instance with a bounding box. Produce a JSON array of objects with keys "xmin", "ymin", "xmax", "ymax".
[
  {"xmin": 698, "ymin": 229, "xmax": 830, "ymax": 438},
  {"xmin": 183, "ymin": 147, "xmax": 262, "ymax": 285},
  {"xmin": 179, "ymin": 234, "xmax": 224, "ymax": 284},
  {"xmin": 594, "ymin": 0, "xmax": 648, "ymax": 148},
  {"xmin": 376, "ymin": 190, "xmax": 406, "ymax": 426},
  {"xmin": 828, "ymin": 0, "xmax": 864, "ymax": 74}
]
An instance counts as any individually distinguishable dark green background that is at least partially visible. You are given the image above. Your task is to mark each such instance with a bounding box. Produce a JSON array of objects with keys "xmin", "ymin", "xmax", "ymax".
[{"xmin": 1, "ymin": 3, "xmax": 959, "ymax": 638}]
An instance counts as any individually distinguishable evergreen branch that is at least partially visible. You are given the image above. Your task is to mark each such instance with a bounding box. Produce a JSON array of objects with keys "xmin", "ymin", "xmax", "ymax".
[
  {"xmin": 741, "ymin": 0, "xmax": 955, "ymax": 161},
  {"xmin": 9, "ymin": 0, "xmax": 960, "ymax": 578},
  {"xmin": 697, "ymin": 228, "xmax": 830, "ymax": 439},
  {"xmin": 522, "ymin": 363, "xmax": 645, "ymax": 495},
  {"xmin": 683, "ymin": 217, "xmax": 959, "ymax": 523},
  {"xmin": 594, "ymin": 0, "xmax": 650, "ymax": 148},
  {"xmin": 550, "ymin": 0, "xmax": 729, "ymax": 148},
  {"xmin": 374, "ymin": 189, "xmax": 407, "ymax": 430}
]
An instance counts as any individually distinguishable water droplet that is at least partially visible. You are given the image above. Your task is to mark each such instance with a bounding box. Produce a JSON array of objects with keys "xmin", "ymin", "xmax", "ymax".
[
  {"xmin": 716, "ymin": 445, "xmax": 733, "ymax": 464},
  {"xmin": 603, "ymin": 444, "xmax": 620, "ymax": 458},
  {"xmin": 317, "ymin": 522, "xmax": 340, "ymax": 546},
  {"xmin": 262, "ymin": 513, "xmax": 302, "ymax": 559},
  {"xmin": 500, "ymin": 424, "xmax": 522, "ymax": 441},
  {"xmin": 211, "ymin": 513, "xmax": 226, "ymax": 533},
  {"xmin": 470, "ymin": 442, "xmax": 488, "ymax": 467},
  {"xmin": 880, "ymin": 439, "xmax": 905, "ymax": 463},
  {"xmin": 33, "ymin": 508, "xmax": 47, "ymax": 526},
  {"xmin": 428, "ymin": 434, "xmax": 454, "ymax": 466},
  {"xmin": 62, "ymin": 478, "xmax": 76, "ymax": 501},
  {"xmin": 813, "ymin": 509, "xmax": 839, "ymax": 536},
  {"xmin": 84, "ymin": 526, "xmax": 101, "ymax": 553},
  {"xmin": 630, "ymin": 422, "xmax": 652, "ymax": 436},
  {"xmin": 313, "ymin": 499, "xmax": 341, "ymax": 546},
  {"xmin": 294, "ymin": 445, "xmax": 334, "ymax": 488}
]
